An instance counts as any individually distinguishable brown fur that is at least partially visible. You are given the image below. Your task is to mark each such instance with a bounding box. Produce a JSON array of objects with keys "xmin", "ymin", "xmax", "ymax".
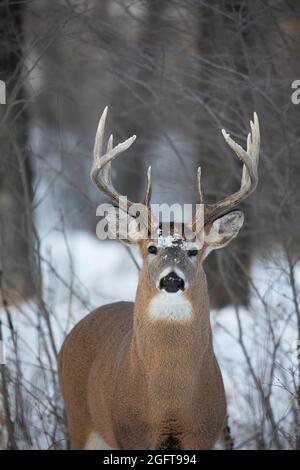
[
  {"xmin": 58, "ymin": 212, "xmax": 246, "ymax": 449},
  {"xmin": 58, "ymin": 248, "xmax": 230, "ymax": 449}
]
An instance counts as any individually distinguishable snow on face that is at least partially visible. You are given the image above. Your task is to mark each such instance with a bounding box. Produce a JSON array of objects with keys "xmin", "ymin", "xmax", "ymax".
[
  {"xmin": 156, "ymin": 234, "xmax": 197, "ymax": 251},
  {"xmin": 157, "ymin": 234, "xmax": 181, "ymax": 248}
]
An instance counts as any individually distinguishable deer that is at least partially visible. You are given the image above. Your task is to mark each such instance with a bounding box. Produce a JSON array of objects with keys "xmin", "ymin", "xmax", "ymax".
[{"xmin": 58, "ymin": 107, "xmax": 260, "ymax": 450}]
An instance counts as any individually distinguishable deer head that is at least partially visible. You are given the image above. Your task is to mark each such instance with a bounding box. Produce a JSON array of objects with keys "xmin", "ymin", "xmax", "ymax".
[{"xmin": 91, "ymin": 107, "xmax": 260, "ymax": 302}]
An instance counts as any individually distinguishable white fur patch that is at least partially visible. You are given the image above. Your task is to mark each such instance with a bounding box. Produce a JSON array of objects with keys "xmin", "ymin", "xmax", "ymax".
[
  {"xmin": 148, "ymin": 292, "xmax": 193, "ymax": 321},
  {"xmin": 84, "ymin": 431, "xmax": 112, "ymax": 450}
]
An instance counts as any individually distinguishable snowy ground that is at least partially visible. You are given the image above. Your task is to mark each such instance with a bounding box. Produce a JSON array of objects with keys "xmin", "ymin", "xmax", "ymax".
[
  {"xmin": 1, "ymin": 229, "xmax": 299, "ymax": 449},
  {"xmin": 212, "ymin": 256, "xmax": 300, "ymax": 448}
]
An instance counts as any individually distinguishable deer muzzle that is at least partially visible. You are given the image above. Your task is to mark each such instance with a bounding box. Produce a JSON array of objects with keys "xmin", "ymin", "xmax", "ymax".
[{"xmin": 159, "ymin": 271, "xmax": 185, "ymax": 293}]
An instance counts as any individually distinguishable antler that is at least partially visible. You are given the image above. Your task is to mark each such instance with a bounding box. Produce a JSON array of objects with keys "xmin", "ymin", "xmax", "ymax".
[
  {"xmin": 194, "ymin": 113, "xmax": 260, "ymax": 226},
  {"xmin": 91, "ymin": 107, "xmax": 152, "ymax": 218}
]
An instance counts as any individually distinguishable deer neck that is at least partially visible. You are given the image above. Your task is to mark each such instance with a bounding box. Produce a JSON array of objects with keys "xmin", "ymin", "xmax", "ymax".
[{"xmin": 129, "ymin": 270, "xmax": 215, "ymax": 393}]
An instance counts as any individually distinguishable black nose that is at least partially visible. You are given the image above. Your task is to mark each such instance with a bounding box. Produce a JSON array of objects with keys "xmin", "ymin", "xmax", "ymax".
[{"xmin": 159, "ymin": 272, "xmax": 185, "ymax": 293}]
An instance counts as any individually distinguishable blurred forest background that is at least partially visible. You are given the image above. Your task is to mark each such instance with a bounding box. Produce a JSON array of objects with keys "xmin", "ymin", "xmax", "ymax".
[{"xmin": 0, "ymin": 0, "xmax": 300, "ymax": 450}]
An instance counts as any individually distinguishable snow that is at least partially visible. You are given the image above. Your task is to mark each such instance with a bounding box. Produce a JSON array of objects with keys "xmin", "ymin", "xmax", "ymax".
[
  {"xmin": 212, "ymin": 257, "xmax": 300, "ymax": 448},
  {"xmin": 157, "ymin": 234, "xmax": 181, "ymax": 248},
  {"xmin": 0, "ymin": 231, "xmax": 139, "ymax": 449},
  {"xmin": 1, "ymin": 227, "xmax": 299, "ymax": 449}
]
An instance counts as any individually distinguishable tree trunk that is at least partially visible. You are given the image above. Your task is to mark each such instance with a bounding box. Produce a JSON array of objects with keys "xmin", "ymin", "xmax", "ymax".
[{"xmin": 0, "ymin": 0, "xmax": 34, "ymax": 303}]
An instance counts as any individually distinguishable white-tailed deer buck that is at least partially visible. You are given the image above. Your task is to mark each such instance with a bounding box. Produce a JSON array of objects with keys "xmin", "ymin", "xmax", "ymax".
[{"xmin": 58, "ymin": 108, "xmax": 260, "ymax": 450}]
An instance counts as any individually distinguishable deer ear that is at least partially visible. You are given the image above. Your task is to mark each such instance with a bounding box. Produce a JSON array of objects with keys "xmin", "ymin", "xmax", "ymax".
[{"xmin": 203, "ymin": 210, "xmax": 244, "ymax": 257}]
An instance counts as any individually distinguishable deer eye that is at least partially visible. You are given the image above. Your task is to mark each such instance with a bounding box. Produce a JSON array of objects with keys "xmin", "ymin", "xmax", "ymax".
[
  {"xmin": 188, "ymin": 249, "xmax": 198, "ymax": 257},
  {"xmin": 148, "ymin": 245, "xmax": 158, "ymax": 255}
]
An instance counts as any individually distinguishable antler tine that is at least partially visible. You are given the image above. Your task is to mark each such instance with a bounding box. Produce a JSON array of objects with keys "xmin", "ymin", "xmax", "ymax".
[
  {"xmin": 224, "ymin": 112, "xmax": 260, "ymax": 191},
  {"xmin": 143, "ymin": 166, "xmax": 152, "ymax": 207},
  {"xmin": 250, "ymin": 112, "xmax": 260, "ymax": 163},
  {"xmin": 101, "ymin": 133, "xmax": 113, "ymax": 185},
  {"xmin": 196, "ymin": 166, "xmax": 203, "ymax": 205},
  {"xmin": 91, "ymin": 107, "xmax": 137, "ymax": 209},
  {"xmin": 193, "ymin": 113, "xmax": 260, "ymax": 227},
  {"xmin": 221, "ymin": 129, "xmax": 257, "ymax": 186},
  {"xmin": 191, "ymin": 166, "xmax": 204, "ymax": 232},
  {"xmin": 91, "ymin": 107, "xmax": 154, "ymax": 224},
  {"xmin": 93, "ymin": 106, "xmax": 107, "ymax": 164}
]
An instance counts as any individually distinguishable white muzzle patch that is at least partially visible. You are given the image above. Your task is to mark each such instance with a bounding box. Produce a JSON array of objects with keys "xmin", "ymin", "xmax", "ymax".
[{"xmin": 148, "ymin": 291, "xmax": 193, "ymax": 322}]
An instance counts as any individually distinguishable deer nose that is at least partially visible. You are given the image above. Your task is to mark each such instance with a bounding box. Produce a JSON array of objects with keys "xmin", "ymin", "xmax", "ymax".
[{"xmin": 159, "ymin": 271, "xmax": 185, "ymax": 293}]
